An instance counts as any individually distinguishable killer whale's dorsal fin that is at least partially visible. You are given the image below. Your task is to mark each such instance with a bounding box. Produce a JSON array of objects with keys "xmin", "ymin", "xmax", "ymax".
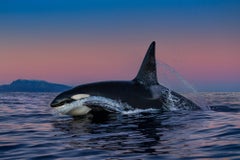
[{"xmin": 133, "ymin": 41, "xmax": 159, "ymax": 86}]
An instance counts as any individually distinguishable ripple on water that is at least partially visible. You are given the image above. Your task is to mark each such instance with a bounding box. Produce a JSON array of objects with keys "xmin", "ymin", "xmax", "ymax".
[{"xmin": 0, "ymin": 92, "xmax": 240, "ymax": 159}]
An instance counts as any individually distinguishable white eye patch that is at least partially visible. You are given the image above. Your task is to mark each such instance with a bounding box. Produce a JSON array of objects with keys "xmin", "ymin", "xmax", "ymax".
[{"xmin": 71, "ymin": 94, "xmax": 90, "ymax": 100}]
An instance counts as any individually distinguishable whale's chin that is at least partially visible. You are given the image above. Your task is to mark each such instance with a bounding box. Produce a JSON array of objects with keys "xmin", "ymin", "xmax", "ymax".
[
  {"xmin": 65, "ymin": 105, "xmax": 92, "ymax": 116},
  {"xmin": 54, "ymin": 104, "xmax": 92, "ymax": 116}
]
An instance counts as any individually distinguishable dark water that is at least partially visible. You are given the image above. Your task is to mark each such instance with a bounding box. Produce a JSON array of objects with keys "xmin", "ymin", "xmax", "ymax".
[{"xmin": 0, "ymin": 92, "xmax": 240, "ymax": 160}]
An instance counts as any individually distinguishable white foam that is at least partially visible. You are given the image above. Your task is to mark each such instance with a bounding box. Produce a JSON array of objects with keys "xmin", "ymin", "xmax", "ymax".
[
  {"xmin": 157, "ymin": 60, "xmax": 209, "ymax": 110},
  {"xmin": 122, "ymin": 108, "xmax": 159, "ymax": 115}
]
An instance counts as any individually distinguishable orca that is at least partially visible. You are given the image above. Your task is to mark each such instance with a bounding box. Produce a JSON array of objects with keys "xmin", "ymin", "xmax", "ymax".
[{"xmin": 50, "ymin": 41, "xmax": 200, "ymax": 116}]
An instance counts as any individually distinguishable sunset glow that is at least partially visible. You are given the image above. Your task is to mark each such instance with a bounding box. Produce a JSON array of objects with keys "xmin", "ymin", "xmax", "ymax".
[{"xmin": 0, "ymin": 0, "xmax": 240, "ymax": 91}]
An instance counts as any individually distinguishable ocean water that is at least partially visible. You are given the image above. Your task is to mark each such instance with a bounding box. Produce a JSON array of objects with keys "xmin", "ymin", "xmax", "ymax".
[{"xmin": 0, "ymin": 92, "xmax": 240, "ymax": 160}]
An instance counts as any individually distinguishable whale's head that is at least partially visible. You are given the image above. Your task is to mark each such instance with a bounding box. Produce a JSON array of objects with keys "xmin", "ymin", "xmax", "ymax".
[
  {"xmin": 50, "ymin": 83, "xmax": 133, "ymax": 116},
  {"xmin": 50, "ymin": 89, "xmax": 93, "ymax": 116},
  {"xmin": 51, "ymin": 91, "xmax": 89, "ymax": 108}
]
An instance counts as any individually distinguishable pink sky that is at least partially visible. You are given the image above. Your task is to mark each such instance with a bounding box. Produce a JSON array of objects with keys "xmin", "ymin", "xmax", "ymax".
[{"xmin": 1, "ymin": 36, "xmax": 239, "ymax": 91}]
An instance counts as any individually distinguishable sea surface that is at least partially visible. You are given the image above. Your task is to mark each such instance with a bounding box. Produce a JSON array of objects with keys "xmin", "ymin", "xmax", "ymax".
[{"xmin": 0, "ymin": 92, "xmax": 240, "ymax": 160}]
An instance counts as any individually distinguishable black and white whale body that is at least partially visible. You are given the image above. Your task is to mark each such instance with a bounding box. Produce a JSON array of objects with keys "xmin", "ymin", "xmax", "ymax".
[{"xmin": 50, "ymin": 42, "xmax": 200, "ymax": 116}]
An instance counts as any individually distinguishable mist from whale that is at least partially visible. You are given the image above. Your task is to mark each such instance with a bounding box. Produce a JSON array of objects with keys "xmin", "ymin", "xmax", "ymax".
[{"xmin": 50, "ymin": 41, "xmax": 201, "ymax": 116}]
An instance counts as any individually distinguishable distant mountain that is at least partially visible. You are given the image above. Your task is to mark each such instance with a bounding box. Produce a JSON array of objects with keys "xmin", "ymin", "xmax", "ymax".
[{"xmin": 0, "ymin": 79, "xmax": 72, "ymax": 92}]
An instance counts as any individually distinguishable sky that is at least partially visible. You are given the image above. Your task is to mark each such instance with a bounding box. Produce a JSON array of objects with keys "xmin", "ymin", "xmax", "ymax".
[{"xmin": 0, "ymin": 0, "xmax": 240, "ymax": 91}]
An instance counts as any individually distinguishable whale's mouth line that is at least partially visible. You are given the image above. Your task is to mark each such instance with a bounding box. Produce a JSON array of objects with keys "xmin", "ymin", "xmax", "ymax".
[{"xmin": 52, "ymin": 96, "xmax": 95, "ymax": 116}]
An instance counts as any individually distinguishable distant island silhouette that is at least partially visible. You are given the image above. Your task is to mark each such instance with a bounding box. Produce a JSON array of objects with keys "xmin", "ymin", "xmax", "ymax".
[{"xmin": 0, "ymin": 79, "xmax": 72, "ymax": 92}]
